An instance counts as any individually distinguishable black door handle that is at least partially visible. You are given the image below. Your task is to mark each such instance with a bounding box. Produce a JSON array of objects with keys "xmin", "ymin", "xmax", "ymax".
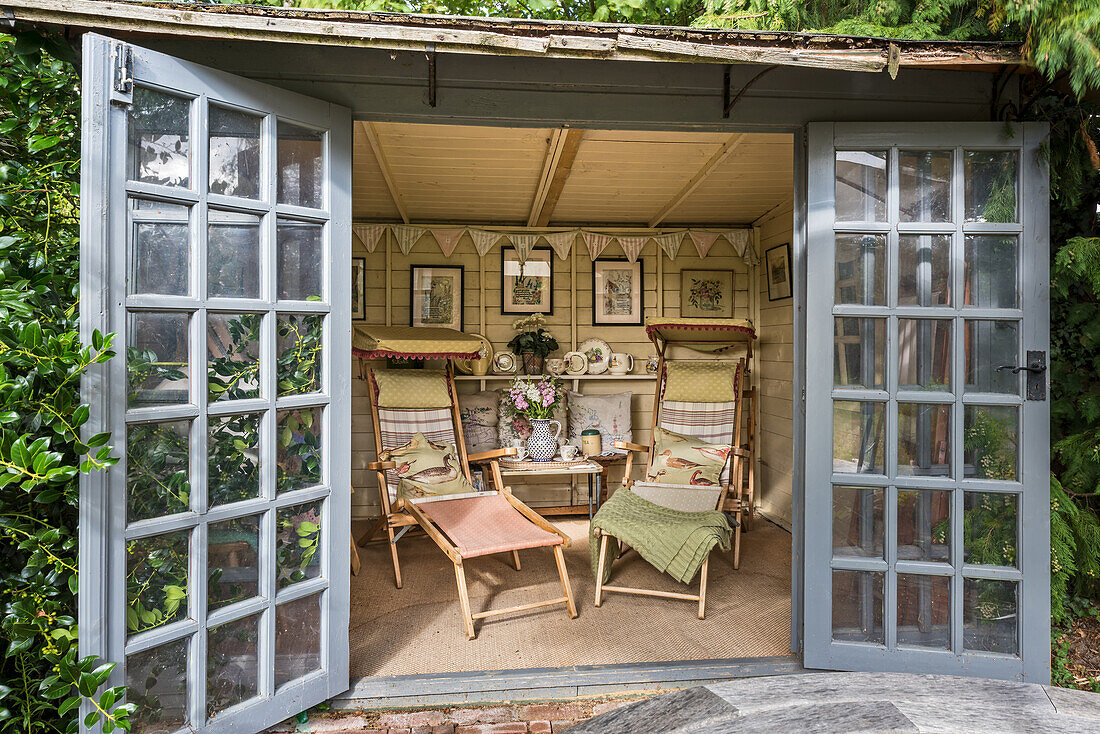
[{"xmin": 996, "ymin": 364, "xmax": 1046, "ymax": 375}]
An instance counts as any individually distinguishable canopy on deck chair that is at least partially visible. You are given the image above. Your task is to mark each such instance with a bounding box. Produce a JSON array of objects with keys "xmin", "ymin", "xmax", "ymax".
[
  {"xmin": 352, "ymin": 325, "xmax": 483, "ymax": 361},
  {"xmin": 644, "ymin": 317, "xmax": 756, "ymax": 355}
]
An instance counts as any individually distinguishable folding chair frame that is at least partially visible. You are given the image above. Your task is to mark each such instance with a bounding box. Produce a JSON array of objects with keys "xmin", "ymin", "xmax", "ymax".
[
  {"xmin": 600, "ymin": 353, "xmax": 749, "ymax": 617},
  {"xmin": 358, "ymin": 363, "xmax": 576, "ymax": 637}
]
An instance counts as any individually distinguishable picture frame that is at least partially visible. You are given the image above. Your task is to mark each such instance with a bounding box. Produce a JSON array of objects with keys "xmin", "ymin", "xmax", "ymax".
[
  {"xmin": 410, "ymin": 265, "xmax": 464, "ymax": 331},
  {"xmin": 765, "ymin": 243, "xmax": 792, "ymax": 301},
  {"xmin": 501, "ymin": 246, "xmax": 553, "ymax": 314},
  {"xmin": 592, "ymin": 258, "xmax": 644, "ymax": 326},
  {"xmin": 680, "ymin": 269, "xmax": 735, "ymax": 318},
  {"xmin": 352, "ymin": 256, "xmax": 366, "ymax": 321}
]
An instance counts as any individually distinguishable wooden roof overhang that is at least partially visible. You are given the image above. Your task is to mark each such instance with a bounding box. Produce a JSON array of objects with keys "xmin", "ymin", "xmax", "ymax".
[{"xmin": 5, "ymin": 0, "xmax": 1026, "ymax": 75}]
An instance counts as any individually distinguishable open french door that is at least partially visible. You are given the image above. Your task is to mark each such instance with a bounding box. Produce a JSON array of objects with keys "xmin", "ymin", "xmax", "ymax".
[
  {"xmin": 78, "ymin": 33, "xmax": 351, "ymax": 732},
  {"xmin": 804, "ymin": 123, "xmax": 1050, "ymax": 681}
]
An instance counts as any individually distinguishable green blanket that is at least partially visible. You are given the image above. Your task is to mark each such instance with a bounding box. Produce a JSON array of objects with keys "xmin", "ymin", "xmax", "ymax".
[{"xmin": 589, "ymin": 488, "xmax": 732, "ymax": 585}]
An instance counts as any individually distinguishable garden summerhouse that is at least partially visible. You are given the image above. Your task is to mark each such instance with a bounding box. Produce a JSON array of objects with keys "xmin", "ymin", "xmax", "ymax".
[{"xmin": 5, "ymin": 2, "xmax": 1052, "ymax": 732}]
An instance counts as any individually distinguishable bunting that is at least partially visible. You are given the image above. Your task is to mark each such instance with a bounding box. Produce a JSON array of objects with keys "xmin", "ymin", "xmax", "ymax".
[
  {"xmin": 352, "ymin": 224, "xmax": 386, "ymax": 254},
  {"xmin": 430, "ymin": 228, "xmax": 466, "ymax": 258},
  {"xmin": 582, "ymin": 232, "xmax": 613, "ymax": 261},
  {"xmin": 350, "ymin": 224, "xmax": 757, "ymax": 268},
  {"xmin": 506, "ymin": 233, "xmax": 542, "ymax": 264},
  {"xmin": 617, "ymin": 236, "xmax": 647, "ymax": 263},
  {"xmin": 689, "ymin": 231, "xmax": 720, "ymax": 259},
  {"xmin": 392, "ymin": 225, "xmax": 425, "ymax": 256},
  {"xmin": 653, "ymin": 232, "xmax": 683, "ymax": 261},
  {"xmin": 469, "ymin": 229, "xmax": 501, "ymax": 257},
  {"xmin": 544, "ymin": 230, "xmax": 577, "ymax": 261},
  {"xmin": 724, "ymin": 229, "xmax": 756, "ymax": 264}
]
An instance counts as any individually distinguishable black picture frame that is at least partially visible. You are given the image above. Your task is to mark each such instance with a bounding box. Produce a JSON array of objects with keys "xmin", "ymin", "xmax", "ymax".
[
  {"xmin": 592, "ymin": 257, "xmax": 644, "ymax": 326},
  {"xmin": 765, "ymin": 243, "xmax": 792, "ymax": 301},
  {"xmin": 409, "ymin": 264, "xmax": 464, "ymax": 331},
  {"xmin": 352, "ymin": 256, "xmax": 366, "ymax": 321},
  {"xmin": 501, "ymin": 246, "xmax": 554, "ymax": 315}
]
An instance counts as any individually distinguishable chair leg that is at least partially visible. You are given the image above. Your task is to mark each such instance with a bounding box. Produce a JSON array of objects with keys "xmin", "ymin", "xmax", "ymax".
[
  {"xmin": 350, "ymin": 536, "xmax": 362, "ymax": 577},
  {"xmin": 594, "ymin": 533, "xmax": 609, "ymax": 607},
  {"xmin": 388, "ymin": 525, "xmax": 403, "ymax": 589},
  {"xmin": 732, "ymin": 509, "xmax": 742, "ymax": 571},
  {"xmin": 698, "ymin": 555, "xmax": 709, "ymax": 619},
  {"xmin": 358, "ymin": 515, "xmax": 386, "ymax": 547},
  {"xmin": 553, "ymin": 544, "xmax": 577, "ymax": 618},
  {"xmin": 511, "ymin": 550, "xmax": 522, "ymax": 571},
  {"xmin": 453, "ymin": 561, "xmax": 475, "ymax": 640}
]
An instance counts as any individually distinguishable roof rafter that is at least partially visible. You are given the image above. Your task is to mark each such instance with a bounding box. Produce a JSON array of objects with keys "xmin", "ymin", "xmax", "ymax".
[
  {"xmin": 528, "ymin": 128, "xmax": 584, "ymax": 227},
  {"xmin": 359, "ymin": 120, "xmax": 410, "ymax": 225},
  {"xmin": 648, "ymin": 133, "xmax": 747, "ymax": 228}
]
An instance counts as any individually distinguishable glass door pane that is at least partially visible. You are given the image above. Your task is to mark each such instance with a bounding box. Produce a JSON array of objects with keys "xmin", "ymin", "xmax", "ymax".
[
  {"xmin": 805, "ymin": 122, "xmax": 1048, "ymax": 682},
  {"xmin": 80, "ymin": 34, "xmax": 351, "ymax": 734}
]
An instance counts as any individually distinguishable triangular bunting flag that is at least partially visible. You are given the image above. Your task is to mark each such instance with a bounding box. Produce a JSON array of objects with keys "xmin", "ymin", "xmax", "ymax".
[
  {"xmin": 392, "ymin": 225, "xmax": 425, "ymax": 256},
  {"xmin": 431, "ymin": 228, "xmax": 466, "ymax": 258},
  {"xmin": 506, "ymin": 233, "xmax": 541, "ymax": 264},
  {"xmin": 689, "ymin": 231, "xmax": 720, "ymax": 259},
  {"xmin": 352, "ymin": 224, "xmax": 386, "ymax": 254},
  {"xmin": 617, "ymin": 236, "xmax": 648, "ymax": 263},
  {"xmin": 653, "ymin": 232, "xmax": 684, "ymax": 261},
  {"xmin": 725, "ymin": 229, "xmax": 759, "ymax": 265},
  {"xmin": 723, "ymin": 229, "xmax": 752, "ymax": 258},
  {"xmin": 469, "ymin": 229, "xmax": 501, "ymax": 257},
  {"xmin": 544, "ymin": 230, "xmax": 577, "ymax": 261},
  {"xmin": 582, "ymin": 232, "xmax": 613, "ymax": 261}
]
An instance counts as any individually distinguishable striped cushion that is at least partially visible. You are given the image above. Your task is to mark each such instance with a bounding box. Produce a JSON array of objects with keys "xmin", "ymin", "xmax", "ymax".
[
  {"xmin": 377, "ymin": 407, "xmax": 458, "ymax": 500},
  {"xmin": 659, "ymin": 401, "xmax": 738, "ymax": 485}
]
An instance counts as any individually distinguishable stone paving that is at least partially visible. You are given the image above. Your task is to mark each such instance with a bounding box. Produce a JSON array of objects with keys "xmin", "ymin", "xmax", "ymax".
[{"xmin": 278, "ymin": 673, "xmax": 1100, "ymax": 733}]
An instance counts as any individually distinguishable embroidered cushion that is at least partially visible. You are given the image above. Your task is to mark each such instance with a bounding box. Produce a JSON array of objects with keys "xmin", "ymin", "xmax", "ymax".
[
  {"xmin": 663, "ymin": 362, "xmax": 740, "ymax": 403},
  {"xmin": 373, "ymin": 369, "xmax": 451, "ymax": 408},
  {"xmin": 647, "ymin": 427, "xmax": 731, "ymax": 486},
  {"xmin": 499, "ymin": 393, "xmax": 567, "ymax": 448},
  {"xmin": 379, "ymin": 431, "xmax": 474, "ymax": 500},
  {"xmin": 459, "ymin": 390, "xmax": 500, "ymax": 455},
  {"xmin": 565, "ymin": 391, "xmax": 632, "ymax": 450}
]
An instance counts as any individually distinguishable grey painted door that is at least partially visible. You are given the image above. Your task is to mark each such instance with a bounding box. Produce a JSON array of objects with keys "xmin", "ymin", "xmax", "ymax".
[
  {"xmin": 78, "ymin": 33, "xmax": 352, "ymax": 732},
  {"xmin": 804, "ymin": 123, "xmax": 1050, "ymax": 681}
]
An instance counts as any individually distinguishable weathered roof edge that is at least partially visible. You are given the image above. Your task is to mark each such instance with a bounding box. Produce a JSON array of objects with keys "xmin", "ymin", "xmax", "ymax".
[{"xmin": 3, "ymin": 0, "xmax": 1025, "ymax": 73}]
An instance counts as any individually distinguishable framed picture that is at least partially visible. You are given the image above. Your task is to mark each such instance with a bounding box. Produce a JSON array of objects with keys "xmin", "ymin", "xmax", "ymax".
[
  {"xmin": 352, "ymin": 257, "xmax": 366, "ymax": 320},
  {"xmin": 765, "ymin": 243, "xmax": 792, "ymax": 301},
  {"xmin": 592, "ymin": 258, "xmax": 644, "ymax": 326},
  {"xmin": 680, "ymin": 269, "xmax": 734, "ymax": 318},
  {"xmin": 410, "ymin": 265, "xmax": 464, "ymax": 331},
  {"xmin": 501, "ymin": 246, "xmax": 553, "ymax": 314}
]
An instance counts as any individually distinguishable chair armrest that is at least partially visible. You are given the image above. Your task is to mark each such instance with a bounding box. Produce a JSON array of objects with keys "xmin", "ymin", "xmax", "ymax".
[
  {"xmin": 613, "ymin": 441, "xmax": 649, "ymax": 454},
  {"xmin": 468, "ymin": 447, "xmax": 518, "ymax": 462},
  {"xmin": 367, "ymin": 460, "xmax": 397, "ymax": 471}
]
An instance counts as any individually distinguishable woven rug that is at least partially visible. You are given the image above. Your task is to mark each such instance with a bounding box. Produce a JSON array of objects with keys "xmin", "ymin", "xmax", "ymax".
[{"xmin": 349, "ymin": 517, "xmax": 792, "ymax": 676}]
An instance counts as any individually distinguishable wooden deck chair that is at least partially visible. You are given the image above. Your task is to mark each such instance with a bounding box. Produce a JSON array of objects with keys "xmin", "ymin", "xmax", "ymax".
[
  {"xmin": 362, "ymin": 364, "xmax": 577, "ymax": 638},
  {"xmin": 598, "ymin": 359, "xmax": 749, "ymax": 618}
]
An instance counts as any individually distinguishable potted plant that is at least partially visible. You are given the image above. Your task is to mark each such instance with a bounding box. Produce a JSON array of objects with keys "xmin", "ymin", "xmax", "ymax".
[
  {"xmin": 506, "ymin": 375, "xmax": 564, "ymax": 461},
  {"xmin": 507, "ymin": 314, "xmax": 558, "ymax": 375}
]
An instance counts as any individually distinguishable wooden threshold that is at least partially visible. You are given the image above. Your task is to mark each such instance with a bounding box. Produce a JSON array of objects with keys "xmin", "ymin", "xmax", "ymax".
[{"xmin": 334, "ymin": 655, "xmax": 804, "ymax": 710}]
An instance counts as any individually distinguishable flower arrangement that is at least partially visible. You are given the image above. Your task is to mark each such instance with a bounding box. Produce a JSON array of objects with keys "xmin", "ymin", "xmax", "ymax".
[
  {"xmin": 507, "ymin": 375, "xmax": 563, "ymax": 420},
  {"xmin": 506, "ymin": 313, "xmax": 559, "ymax": 358}
]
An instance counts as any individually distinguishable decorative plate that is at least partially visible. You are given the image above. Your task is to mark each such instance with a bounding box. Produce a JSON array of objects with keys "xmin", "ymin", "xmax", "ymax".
[
  {"xmin": 492, "ymin": 350, "xmax": 517, "ymax": 374},
  {"xmin": 454, "ymin": 333, "xmax": 493, "ymax": 374},
  {"xmin": 563, "ymin": 351, "xmax": 588, "ymax": 376},
  {"xmin": 579, "ymin": 338, "xmax": 612, "ymax": 375}
]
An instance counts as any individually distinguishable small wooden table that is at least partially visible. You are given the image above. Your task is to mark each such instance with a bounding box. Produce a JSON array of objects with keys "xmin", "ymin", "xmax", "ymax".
[{"xmin": 497, "ymin": 460, "xmax": 604, "ymax": 519}]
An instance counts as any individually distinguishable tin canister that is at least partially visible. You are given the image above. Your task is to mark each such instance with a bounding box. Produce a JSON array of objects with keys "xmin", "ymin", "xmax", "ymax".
[{"xmin": 581, "ymin": 428, "xmax": 602, "ymax": 457}]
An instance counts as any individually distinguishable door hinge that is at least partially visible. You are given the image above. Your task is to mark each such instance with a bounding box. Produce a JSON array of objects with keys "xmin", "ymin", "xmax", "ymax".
[{"xmin": 111, "ymin": 42, "xmax": 133, "ymax": 105}]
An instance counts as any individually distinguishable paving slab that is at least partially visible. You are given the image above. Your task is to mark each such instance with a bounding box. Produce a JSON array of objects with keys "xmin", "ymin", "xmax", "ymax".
[{"xmin": 570, "ymin": 673, "xmax": 1100, "ymax": 733}]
